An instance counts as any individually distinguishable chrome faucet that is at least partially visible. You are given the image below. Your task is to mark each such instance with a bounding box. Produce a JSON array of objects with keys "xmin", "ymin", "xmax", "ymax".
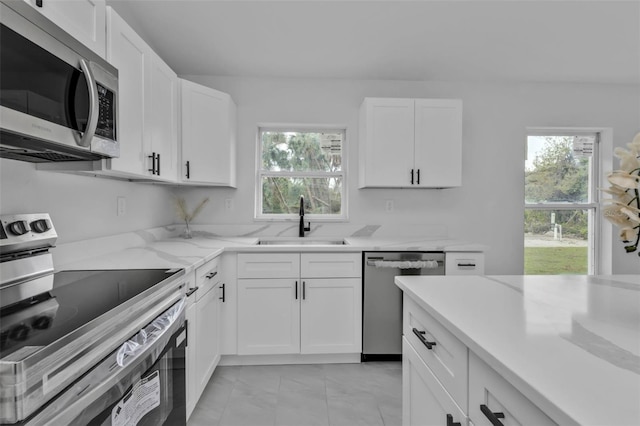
[{"xmin": 299, "ymin": 196, "xmax": 311, "ymax": 237}]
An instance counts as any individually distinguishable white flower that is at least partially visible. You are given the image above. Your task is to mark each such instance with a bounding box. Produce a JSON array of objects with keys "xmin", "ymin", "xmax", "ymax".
[
  {"xmin": 614, "ymin": 147, "xmax": 640, "ymax": 172},
  {"xmin": 607, "ymin": 171, "xmax": 639, "ymax": 189},
  {"xmin": 620, "ymin": 227, "xmax": 638, "ymax": 242}
]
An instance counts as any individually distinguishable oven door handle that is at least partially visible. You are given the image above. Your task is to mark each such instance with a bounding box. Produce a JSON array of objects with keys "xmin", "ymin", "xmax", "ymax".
[{"xmin": 116, "ymin": 296, "xmax": 186, "ymax": 367}]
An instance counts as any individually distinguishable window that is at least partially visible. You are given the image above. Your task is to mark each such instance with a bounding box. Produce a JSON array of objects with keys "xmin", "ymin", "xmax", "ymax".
[
  {"xmin": 256, "ymin": 127, "xmax": 346, "ymax": 220},
  {"xmin": 524, "ymin": 132, "xmax": 599, "ymax": 274}
]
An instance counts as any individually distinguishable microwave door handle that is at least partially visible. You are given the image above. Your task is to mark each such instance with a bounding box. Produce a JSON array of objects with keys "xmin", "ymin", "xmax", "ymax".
[{"xmin": 74, "ymin": 59, "xmax": 99, "ymax": 148}]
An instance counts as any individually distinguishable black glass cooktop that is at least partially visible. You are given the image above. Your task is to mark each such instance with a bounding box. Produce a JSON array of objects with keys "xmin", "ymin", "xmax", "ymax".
[{"xmin": 0, "ymin": 269, "xmax": 182, "ymax": 359}]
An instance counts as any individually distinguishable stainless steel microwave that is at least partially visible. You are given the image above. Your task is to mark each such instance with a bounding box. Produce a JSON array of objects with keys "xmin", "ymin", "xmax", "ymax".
[{"xmin": 0, "ymin": 0, "xmax": 118, "ymax": 163}]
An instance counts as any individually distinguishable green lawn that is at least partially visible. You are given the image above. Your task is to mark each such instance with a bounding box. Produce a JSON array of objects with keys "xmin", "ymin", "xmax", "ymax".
[{"xmin": 524, "ymin": 247, "xmax": 588, "ymax": 274}]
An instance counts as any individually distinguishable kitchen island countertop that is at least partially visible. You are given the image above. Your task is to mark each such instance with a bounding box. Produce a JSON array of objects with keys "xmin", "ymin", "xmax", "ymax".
[{"xmin": 395, "ymin": 274, "xmax": 640, "ymax": 426}]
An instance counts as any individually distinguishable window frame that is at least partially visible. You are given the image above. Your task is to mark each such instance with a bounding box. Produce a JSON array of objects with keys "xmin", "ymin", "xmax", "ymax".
[
  {"xmin": 255, "ymin": 125, "xmax": 348, "ymax": 222},
  {"xmin": 524, "ymin": 128, "xmax": 606, "ymax": 275}
]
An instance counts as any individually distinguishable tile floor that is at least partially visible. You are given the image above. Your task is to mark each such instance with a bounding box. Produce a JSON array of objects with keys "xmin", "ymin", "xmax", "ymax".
[{"xmin": 188, "ymin": 362, "xmax": 402, "ymax": 426}]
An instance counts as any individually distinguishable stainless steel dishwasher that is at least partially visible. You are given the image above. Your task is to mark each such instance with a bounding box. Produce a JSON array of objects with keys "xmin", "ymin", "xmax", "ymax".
[{"xmin": 362, "ymin": 251, "xmax": 445, "ymax": 360}]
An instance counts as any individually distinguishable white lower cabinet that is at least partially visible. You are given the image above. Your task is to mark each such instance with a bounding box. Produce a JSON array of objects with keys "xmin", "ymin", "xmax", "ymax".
[
  {"xmin": 402, "ymin": 338, "xmax": 466, "ymax": 426},
  {"xmin": 445, "ymin": 252, "xmax": 485, "ymax": 275},
  {"xmin": 468, "ymin": 352, "xmax": 557, "ymax": 426},
  {"xmin": 300, "ymin": 278, "xmax": 361, "ymax": 354},
  {"xmin": 186, "ymin": 257, "xmax": 224, "ymax": 420},
  {"xmin": 236, "ymin": 252, "xmax": 361, "ymax": 356},
  {"xmin": 402, "ymin": 293, "xmax": 558, "ymax": 426},
  {"xmin": 237, "ymin": 278, "xmax": 300, "ymax": 355}
]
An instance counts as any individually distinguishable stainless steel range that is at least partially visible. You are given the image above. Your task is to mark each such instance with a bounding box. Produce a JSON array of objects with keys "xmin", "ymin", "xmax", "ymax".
[{"xmin": 0, "ymin": 214, "xmax": 187, "ymax": 425}]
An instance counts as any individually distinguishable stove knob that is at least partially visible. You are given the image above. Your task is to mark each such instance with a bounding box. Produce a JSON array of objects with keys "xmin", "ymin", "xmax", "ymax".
[
  {"xmin": 9, "ymin": 324, "xmax": 30, "ymax": 341},
  {"xmin": 30, "ymin": 219, "xmax": 51, "ymax": 233},
  {"xmin": 32, "ymin": 316, "xmax": 53, "ymax": 330},
  {"xmin": 7, "ymin": 220, "xmax": 29, "ymax": 236}
]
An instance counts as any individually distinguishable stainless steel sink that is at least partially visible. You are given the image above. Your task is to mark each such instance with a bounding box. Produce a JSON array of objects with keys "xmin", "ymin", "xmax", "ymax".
[{"xmin": 257, "ymin": 238, "xmax": 346, "ymax": 246}]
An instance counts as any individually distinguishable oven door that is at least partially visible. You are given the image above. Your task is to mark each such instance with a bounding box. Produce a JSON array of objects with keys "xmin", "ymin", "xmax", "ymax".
[{"xmin": 21, "ymin": 299, "xmax": 186, "ymax": 426}]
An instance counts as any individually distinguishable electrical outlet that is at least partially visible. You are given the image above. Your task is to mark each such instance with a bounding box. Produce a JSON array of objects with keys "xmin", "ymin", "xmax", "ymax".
[
  {"xmin": 117, "ymin": 196, "xmax": 126, "ymax": 216},
  {"xmin": 225, "ymin": 199, "xmax": 233, "ymax": 211},
  {"xmin": 385, "ymin": 200, "xmax": 394, "ymax": 212}
]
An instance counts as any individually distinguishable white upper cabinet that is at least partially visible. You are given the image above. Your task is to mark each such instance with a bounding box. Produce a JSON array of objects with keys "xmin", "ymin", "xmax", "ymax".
[
  {"xmin": 359, "ymin": 97, "xmax": 462, "ymax": 188},
  {"xmin": 104, "ymin": 7, "xmax": 177, "ymax": 182},
  {"xmin": 146, "ymin": 53, "xmax": 178, "ymax": 182},
  {"xmin": 105, "ymin": 7, "xmax": 146, "ymax": 177},
  {"xmin": 180, "ymin": 79, "xmax": 237, "ymax": 187},
  {"xmin": 23, "ymin": 0, "xmax": 106, "ymax": 57}
]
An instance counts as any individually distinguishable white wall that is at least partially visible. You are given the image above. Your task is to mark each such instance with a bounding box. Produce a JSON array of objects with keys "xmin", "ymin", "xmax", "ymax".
[
  {"xmin": 179, "ymin": 75, "xmax": 640, "ymax": 275},
  {"xmin": 0, "ymin": 160, "xmax": 175, "ymax": 244}
]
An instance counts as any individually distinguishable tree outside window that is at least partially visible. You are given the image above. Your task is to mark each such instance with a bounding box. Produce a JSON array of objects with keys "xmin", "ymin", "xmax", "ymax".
[
  {"xmin": 524, "ymin": 134, "xmax": 598, "ymax": 274},
  {"xmin": 257, "ymin": 128, "xmax": 346, "ymax": 220}
]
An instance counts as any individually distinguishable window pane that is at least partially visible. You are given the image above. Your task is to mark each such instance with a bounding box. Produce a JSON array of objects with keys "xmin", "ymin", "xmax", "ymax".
[
  {"xmin": 261, "ymin": 131, "xmax": 342, "ymax": 172},
  {"xmin": 525, "ymin": 136, "xmax": 592, "ymax": 204},
  {"xmin": 262, "ymin": 177, "xmax": 342, "ymax": 215},
  {"xmin": 524, "ymin": 209, "xmax": 589, "ymax": 274}
]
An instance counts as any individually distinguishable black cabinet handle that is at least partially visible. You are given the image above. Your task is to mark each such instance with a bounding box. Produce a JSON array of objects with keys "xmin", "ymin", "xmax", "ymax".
[
  {"xmin": 446, "ymin": 414, "xmax": 461, "ymax": 426},
  {"xmin": 416, "ymin": 169, "xmax": 420, "ymax": 185},
  {"xmin": 412, "ymin": 327, "xmax": 436, "ymax": 350},
  {"xmin": 457, "ymin": 263, "xmax": 476, "ymax": 267},
  {"xmin": 157, "ymin": 153, "xmax": 160, "ymax": 175},
  {"xmin": 186, "ymin": 287, "xmax": 199, "ymax": 297},
  {"xmin": 480, "ymin": 404, "xmax": 505, "ymax": 426},
  {"xmin": 295, "ymin": 281, "xmax": 298, "ymax": 300},
  {"xmin": 148, "ymin": 153, "xmax": 156, "ymax": 174},
  {"xmin": 302, "ymin": 281, "xmax": 306, "ymax": 300},
  {"xmin": 205, "ymin": 271, "xmax": 218, "ymax": 279},
  {"xmin": 410, "ymin": 169, "xmax": 414, "ymax": 184},
  {"xmin": 186, "ymin": 160, "xmax": 190, "ymax": 179},
  {"xmin": 36, "ymin": 0, "xmax": 43, "ymax": 7},
  {"xmin": 219, "ymin": 283, "xmax": 225, "ymax": 302}
]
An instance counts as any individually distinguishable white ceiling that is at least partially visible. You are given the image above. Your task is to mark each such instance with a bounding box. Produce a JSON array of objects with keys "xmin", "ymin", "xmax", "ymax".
[{"xmin": 107, "ymin": 0, "xmax": 640, "ymax": 85}]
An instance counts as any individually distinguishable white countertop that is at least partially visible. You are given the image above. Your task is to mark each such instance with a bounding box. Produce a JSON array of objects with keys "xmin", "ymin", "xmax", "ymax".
[
  {"xmin": 54, "ymin": 231, "xmax": 485, "ymax": 272},
  {"xmin": 395, "ymin": 274, "xmax": 640, "ymax": 426}
]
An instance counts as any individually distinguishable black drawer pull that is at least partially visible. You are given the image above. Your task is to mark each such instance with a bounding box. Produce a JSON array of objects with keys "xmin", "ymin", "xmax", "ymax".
[
  {"xmin": 446, "ymin": 414, "xmax": 461, "ymax": 426},
  {"xmin": 186, "ymin": 160, "xmax": 190, "ymax": 179},
  {"xmin": 295, "ymin": 281, "xmax": 298, "ymax": 300},
  {"xmin": 480, "ymin": 404, "xmax": 505, "ymax": 426},
  {"xmin": 205, "ymin": 271, "xmax": 218, "ymax": 279},
  {"xmin": 410, "ymin": 169, "xmax": 414, "ymax": 184},
  {"xmin": 457, "ymin": 263, "xmax": 476, "ymax": 267},
  {"xmin": 412, "ymin": 327, "xmax": 436, "ymax": 350},
  {"xmin": 416, "ymin": 169, "xmax": 420, "ymax": 185},
  {"xmin": 186, "ymin": 287, "xmax": 199, "ymax": 297},
  {"xmin": 220, "ymin": 283, "xmax": 225, "ymax": 302}
]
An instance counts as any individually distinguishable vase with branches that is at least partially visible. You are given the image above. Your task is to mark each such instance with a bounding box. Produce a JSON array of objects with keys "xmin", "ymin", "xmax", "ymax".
[{"xmin": 175, "ymin": 197, "xmax": 209, "ymax": 239}]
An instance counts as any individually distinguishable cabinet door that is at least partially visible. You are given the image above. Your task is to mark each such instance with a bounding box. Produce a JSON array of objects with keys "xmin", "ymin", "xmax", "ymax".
[
  {"xmin": 359, "ymin": 98, "xmax": 414, "ymax": 188},
  {"xmin": 24, "ymin": 0, "xmax": 106, "ymax": 57},
  {"xmin": 414, "ymin": 99, "xmax": 462, "ymax": 187},
  {"xmin": 195, "ymin": 283, "xmax": 220, "ymax": 398},
  {"xmin": 146, "ymin": 52, "xmax": 178, "ymax": 182},
  {"xmin": 237, "ymin": 278, "xmax": 300, "ymax": 355},
  {"xmin": 402, "ymin": 338, "xmax": 466, "ymax": 426},
  {"xmin": 180, "ymin": 79, "xmax": 236, "ymax": 186},
  {"xmin": 300, "ymin": 278, "xmax": 362, "ymax": 354},
  {"xmin": 469, "ymin": 352, "xmax": 557, "ymax": 426},
  {"xmin": 185, "ymin": 295, "xmax": 197, "ymax": 420},
  {"xmin": 105, "ymin": 7, "xmax": 146, "ymax": 176}
]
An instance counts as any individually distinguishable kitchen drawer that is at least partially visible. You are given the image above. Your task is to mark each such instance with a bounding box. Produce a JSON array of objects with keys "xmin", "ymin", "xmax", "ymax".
[
  {"xmin": 195, "ymin": 256, "xmax": 220, "ymax": 300},
  {"xmin": 237, "ymin": 253, "xmax": 300, "ymax": 279},
  {"xmin": 469, "ymin": 352, "xmax": 557, "ymax": 426},
  {"xmin": 301, "ymin": 253, "xmax": 361, "ymax": 278},
  {"xmin": 403, "ymin": 337, "xmax": 466, "ymax": 426},
  {"xmin": 445, "ymin": 252, "xmax": 485, "ymax": 275},
  {"xmin": 403, "ymin": 295, "xmax": 468, "ymax": 410}
]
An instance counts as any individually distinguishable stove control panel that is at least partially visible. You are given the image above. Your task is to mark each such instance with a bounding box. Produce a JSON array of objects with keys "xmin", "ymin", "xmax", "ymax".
[{"xmin": 0, "ymin": 213, "xmax": 57, "ymax": 255}]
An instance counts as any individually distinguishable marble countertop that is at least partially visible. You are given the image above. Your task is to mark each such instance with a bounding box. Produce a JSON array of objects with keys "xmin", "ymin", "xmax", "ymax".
[
  {"xmin": 395, "ymin": 274, "xmax": 640, "ymax": 426},
  {"xmin": 54, "ymin": 230, "xmax": 485, "ymax": 272}
]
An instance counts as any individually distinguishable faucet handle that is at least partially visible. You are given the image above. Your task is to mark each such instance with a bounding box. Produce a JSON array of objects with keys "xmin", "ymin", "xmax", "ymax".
[{"xmin": 304, "ymin": 222, "xmax": 311, "ymax": 232}]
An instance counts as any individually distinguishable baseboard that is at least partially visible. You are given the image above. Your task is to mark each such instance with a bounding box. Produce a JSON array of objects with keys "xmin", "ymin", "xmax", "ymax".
[{"xmin": 219, "ymin": 353, "xmax": 361, "ymax": 366}]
